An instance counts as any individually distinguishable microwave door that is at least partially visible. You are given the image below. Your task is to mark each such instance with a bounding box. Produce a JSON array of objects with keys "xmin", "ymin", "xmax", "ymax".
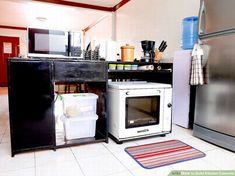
[
  {"xmin": 69, "ymin": 32, "xmax": 83, "ymax": 58},
  {"xmin": 199, "ymin": 0, "xmax": 235, "ymax": 36}
]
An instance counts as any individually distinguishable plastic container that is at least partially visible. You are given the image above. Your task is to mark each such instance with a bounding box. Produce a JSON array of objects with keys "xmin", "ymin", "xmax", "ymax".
[
  {"xmin": 124, "ymin": 64, "xmax": 131, "ymax": 70},
  {"xmin": 60, "ymin": 93, "xmax": 98, "ymax": 118},
  {"xmin": 62, "ymin": 115, "xmax": 98, "ymax": 140},
  {"xmin": 131, "ymin": 64, "xmax": 138, "ymax": 70},
  {"xmin": 181, "ymin": 16, "xmax": 199, "ymax": 49},
  {"xmin": 109, "ymin": 64, "xmax": 116, "ymax": 70},
  {"xmin": 121, "ymin": 44, "xmax": 135, "ymax": 62},
  {"xmin": 116, "ymin": 64, "xmax": 124, "ymax": 70}
]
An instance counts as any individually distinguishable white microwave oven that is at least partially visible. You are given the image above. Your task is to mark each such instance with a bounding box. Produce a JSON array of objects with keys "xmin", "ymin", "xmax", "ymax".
[{"xmin": 108, "ymin": 81, "xmax": 172, "ymax": 143}]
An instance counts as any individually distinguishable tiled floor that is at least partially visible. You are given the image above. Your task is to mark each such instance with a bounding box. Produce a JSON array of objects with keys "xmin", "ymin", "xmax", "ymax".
[{"xmin": 1, "ymin": 87, "xmax": 235, "ymax": 176}]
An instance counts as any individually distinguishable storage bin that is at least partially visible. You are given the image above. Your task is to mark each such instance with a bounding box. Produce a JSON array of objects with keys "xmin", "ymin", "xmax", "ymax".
[
  {"xmin": 60, "ymin": 93, "xmax": 98, "ymax": 118},
  {"xmin": 181, "ymin": 16, "xmax": 199, "ymax": 49},
  {"xmin": 62, "ymin": 115, "xmax": 98, "ymax": 140}
]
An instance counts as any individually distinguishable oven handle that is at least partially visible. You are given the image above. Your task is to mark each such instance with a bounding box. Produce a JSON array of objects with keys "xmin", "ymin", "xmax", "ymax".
[{"xmin": 126, "ymin": 90, "xmax": 162, "ymax": 96}]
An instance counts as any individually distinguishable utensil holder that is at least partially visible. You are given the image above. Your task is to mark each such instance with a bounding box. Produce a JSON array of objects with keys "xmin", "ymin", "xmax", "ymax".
[{"xmin": 155, "ymin": 50, "xmax": 163, "ymax": 62}]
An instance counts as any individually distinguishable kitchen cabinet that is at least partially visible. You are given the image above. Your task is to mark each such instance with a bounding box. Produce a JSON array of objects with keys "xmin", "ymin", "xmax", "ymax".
[
  {"xmin": 8, "ymin": 58, "xmax": 108, "ymax": 156},
  {"xmin": 8, "ymin": 60, "xmax": 55, "ymax": 156},
  {"xmin": 107, "ymin": 62, "xmax": 173, "ymax": 84}
]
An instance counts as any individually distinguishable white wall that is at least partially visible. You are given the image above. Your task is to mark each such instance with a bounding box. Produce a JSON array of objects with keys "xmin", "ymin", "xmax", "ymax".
[
  {"xmin": 0, "ymin": 28, "xmax": 27, "ymax": 57},
  {"xmin": 0, "ymin": 0, "xmax": 200, "ymax": 60},
  {"xmin": 84, "ymin": 14, "xmax": 114, "ymax": 58},
  {"xmin": 84, "ymin": 14, "xmax": 113, "ymax": 43},
  {"xmin": 116, "ymin": 0, "xmax": 200, "ymax": 60}
]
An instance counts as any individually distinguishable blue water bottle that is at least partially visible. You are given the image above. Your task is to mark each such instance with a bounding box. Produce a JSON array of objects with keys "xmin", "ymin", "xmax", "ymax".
[{"xmin": 181, "ymin": 16, "xmax": 199, "ymax": 49}]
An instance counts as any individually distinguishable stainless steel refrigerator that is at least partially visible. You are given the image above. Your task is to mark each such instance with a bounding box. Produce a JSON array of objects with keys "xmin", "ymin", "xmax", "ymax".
[{"xmin": 193, "ymin": 0, "xmax": 235, "ymax": 151}]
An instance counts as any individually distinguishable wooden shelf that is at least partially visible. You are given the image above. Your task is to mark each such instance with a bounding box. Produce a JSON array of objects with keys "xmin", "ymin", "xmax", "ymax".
[
  {"xmin": 107, "ymin": 62, "xmax": 173, "ymax": 85},
  {"xmin": 108, "ymin": 69, "xmax": 172, "ymax": 73}
]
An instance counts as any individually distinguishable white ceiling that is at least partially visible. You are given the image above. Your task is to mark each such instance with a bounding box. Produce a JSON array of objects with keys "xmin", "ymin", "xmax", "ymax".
[
  {"xmin": 64, "ymin": 0, "xmax": 122, "ymax": 7},
  {"xmin": 0, "ymin": 0, "xmax": 117, "ymax": 30}
]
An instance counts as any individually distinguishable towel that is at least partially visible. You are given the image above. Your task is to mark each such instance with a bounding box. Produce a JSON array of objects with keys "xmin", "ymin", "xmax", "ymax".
[{"xmin": 190, "ymin": 44, "xmax": 207, "ymax": 85}]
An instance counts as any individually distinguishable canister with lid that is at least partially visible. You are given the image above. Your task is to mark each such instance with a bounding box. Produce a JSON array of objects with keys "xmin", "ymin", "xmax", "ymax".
[{"xmin": 121, "ymin": 44, "xmax": 135, "ymax": 62}]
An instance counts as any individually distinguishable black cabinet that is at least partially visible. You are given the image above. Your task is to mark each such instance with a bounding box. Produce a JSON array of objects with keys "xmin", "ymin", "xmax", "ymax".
[
  {"xmin": 107, "ymin": 62, "xmax": 173, "ymax": 84},
  {"xmin": 8, "ymin": 59, "xmax": 108, "ymax": 156},
  {"xmin": 8, "ymin": 60, "xmax": 55, "ymax": 156}
]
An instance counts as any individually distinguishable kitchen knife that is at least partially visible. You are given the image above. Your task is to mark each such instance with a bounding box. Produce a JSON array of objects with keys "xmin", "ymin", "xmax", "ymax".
[
  {"xmin": 161, "ymin": 44, "xmax": 167, "ymax": 52},
  {"xmin": 158, "ymin": 40, "xmax": 165, "ymax": 51},
  {"xmin": 159, "ymin": 41, "xmax": 167, "ymax": 51}
]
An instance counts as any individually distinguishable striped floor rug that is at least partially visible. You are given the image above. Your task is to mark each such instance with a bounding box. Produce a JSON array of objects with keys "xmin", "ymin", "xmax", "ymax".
[{"xmin": 125, "ymin": 140, "xmax": 205, "ymax": 169}]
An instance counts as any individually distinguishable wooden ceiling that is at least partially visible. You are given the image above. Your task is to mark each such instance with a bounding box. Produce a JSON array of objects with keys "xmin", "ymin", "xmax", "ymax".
[{"xmin": 33, "ymin": 0, "xmax": 130, "ymax": 11}]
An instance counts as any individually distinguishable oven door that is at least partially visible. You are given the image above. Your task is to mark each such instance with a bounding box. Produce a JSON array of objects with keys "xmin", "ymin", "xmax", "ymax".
[
  {"xmin": 118, "ymin": 88, "xmax": 166, "ymax": 139},
  {"xmin": 125, "ymin": 95, "xmax": 160, "ymax": 128}
]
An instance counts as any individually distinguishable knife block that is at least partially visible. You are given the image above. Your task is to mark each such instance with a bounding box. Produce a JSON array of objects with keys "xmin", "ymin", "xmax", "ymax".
[{"xmin": 155, "ymin": 50, "xmax": 163, "ymax": 62}]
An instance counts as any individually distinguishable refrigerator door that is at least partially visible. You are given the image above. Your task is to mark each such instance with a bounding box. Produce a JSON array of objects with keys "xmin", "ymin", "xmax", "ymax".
[
  {"xmin": 195, "ymin": 32, "xmax": 235, "ymax": 137},
  {"xmin": 199, "ymin": 0, "xmax": 235, "ymax": 36}
]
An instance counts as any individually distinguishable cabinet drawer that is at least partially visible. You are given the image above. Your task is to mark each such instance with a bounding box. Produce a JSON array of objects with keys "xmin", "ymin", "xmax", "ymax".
[{"xmin": 54, "ymin": 61, "xmax": 106, "ymax": 82}]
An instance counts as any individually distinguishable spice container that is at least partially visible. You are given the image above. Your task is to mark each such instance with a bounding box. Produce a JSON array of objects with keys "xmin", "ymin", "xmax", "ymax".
[
  {"xmin": 124, "ymin": 64, "xmax": 131, "ymax": 70},
  {"xmin": 109, "ymin": 64, "xmax": 116, "ymax": 70},
  {"xmin": 116, "ymin": 64, "xmax": 124, "ymax": 70},
  {"xmin": 131, "ymin": 64, "xmax": 138, "ymax": 70},
  {"xmin": 121, "ymin": 44, "xmax": 135, "ymax": 62}
]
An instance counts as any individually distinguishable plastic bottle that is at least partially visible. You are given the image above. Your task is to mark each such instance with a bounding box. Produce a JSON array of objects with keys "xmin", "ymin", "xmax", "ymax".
[{"xmin": 181, "ymin": 16, "xmax": 199, "ymax": 50}]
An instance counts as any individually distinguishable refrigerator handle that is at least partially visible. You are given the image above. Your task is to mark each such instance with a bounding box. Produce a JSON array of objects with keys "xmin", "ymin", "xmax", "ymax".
[{"xmin": 199, "ymin": 0, "xmax": 206, "ymax": 35}]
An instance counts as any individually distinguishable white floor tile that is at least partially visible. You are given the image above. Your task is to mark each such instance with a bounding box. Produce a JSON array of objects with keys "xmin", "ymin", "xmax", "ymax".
[
  {"xmin": 134, "ymin": 135, "xmax": 171, "ymax": 145},
  {"xmin": 0, "ymin": 142, "xmax": 11, "ymax": 156},
  {"xmin": 203, "ymin": 148, "xmax": 235, "ymax": 169},
  {"xmin": 130, "ymin": 165, "xmax": 173, "ymax": 176},
  {"xmin": 111, "ymin": 151, "xmax": 141, "ymax": 170},
  {"xmin": 164, "ymin": 130, "xmax": 193, "ymax": 141},
  {"xmin": 35, "ymin": 148, "xmax": 76, "ymax": 167},
  {"xmin": 0, "ymin": 126, "xmax": 6, "ymax": 135},
  {"xmin": 106, "ymin": 171, "xmax": 133, "ymax": 176},
  {"xmin": 103, "ymin": 138, "xmax": 138, "ymax": 155},
  {"xmin": 170, "ymin": 157, "xmax": 219, "ymax": 170},
  {"xmin": 71, "ymin": 143, "xmax": 110, "ymax": 159},
  {"xmin": 0, "ymin": 134, "xmax": 3, "ymax": 143},
  {"xmin": 77, "ymin": 154, "xmax": 126, "ymax": 176},
  {"xmin": 4, "ymin": 127, "xmax": 10, "ymax": 135},
  {"xmin": 180, "ymin": 137, "xmax": 219, "ymax": 152},
  {"xmin": 0, "ymin": 152, "xmax": 35, "ymax": 172},
  {"xmin": 1, "ymin": 132, "xmax": 11, "ymax": 143},
  {"xmin": 0, "ymin": 168, "xmax": 35, "ymax": 176},
  {"xmin": 36, "ymin": 160, "xmax": 84, "ymax": 176}
]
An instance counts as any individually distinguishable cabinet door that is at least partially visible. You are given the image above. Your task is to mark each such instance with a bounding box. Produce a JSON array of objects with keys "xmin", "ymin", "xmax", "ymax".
[
  {"xmin": 8, "ymin": 60, "xmax": 55, "ymax": 154},
  {"xmin": 54, "ymin": 61, "xmax": 106, "ymax": 82}
]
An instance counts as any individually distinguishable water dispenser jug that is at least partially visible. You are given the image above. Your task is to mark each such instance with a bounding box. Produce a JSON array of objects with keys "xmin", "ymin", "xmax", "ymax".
[{"xmin": 181, "ymin": 16, "xmax": 199, "ymax": 50}]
